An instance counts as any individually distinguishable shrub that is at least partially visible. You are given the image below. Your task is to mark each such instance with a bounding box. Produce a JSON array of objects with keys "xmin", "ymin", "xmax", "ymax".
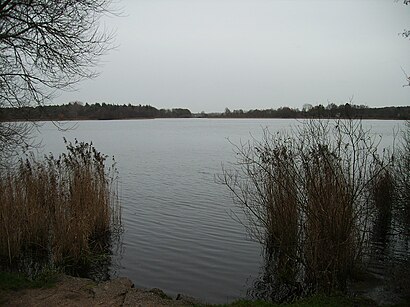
[{"xmin": 220, "ymin": 119, "xmax": 391, "ymax": 301}]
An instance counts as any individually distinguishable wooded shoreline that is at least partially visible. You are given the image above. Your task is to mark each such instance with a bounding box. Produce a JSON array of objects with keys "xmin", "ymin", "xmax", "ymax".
[{"xmin": 1, "ymin": 103, "xmax": 409, "ymax": 121}]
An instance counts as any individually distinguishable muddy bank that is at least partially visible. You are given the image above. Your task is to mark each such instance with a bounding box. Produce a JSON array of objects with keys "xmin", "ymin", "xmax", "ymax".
[{"xmin": 2, "ymin": 275, "xmax": 203, "ymax": 307}]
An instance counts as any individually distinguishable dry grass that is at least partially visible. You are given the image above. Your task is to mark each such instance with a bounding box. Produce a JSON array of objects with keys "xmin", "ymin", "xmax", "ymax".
[{"xmin": 0, "ymin": 139, "xmax": 120, "ymax": 268}]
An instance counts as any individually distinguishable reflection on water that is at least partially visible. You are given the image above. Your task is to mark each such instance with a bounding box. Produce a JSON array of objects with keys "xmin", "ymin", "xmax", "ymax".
[
  {"xmin": 247, "ymin": 194, "xmax": 410, "ymax": 305},
  {"xmin": 65, "ymin": 230, "xmax": 124, "ymax": 282},
  {"xmin": 247, "ymin": 250, "xmax": 305, "ymax": 303},
  {"xmin": 362, "ymin": 194, "xmax": 410, "ymax": 305},
  {"xmin": 10, "ymin": 227, "xmax": 124, "ymax": 283}
]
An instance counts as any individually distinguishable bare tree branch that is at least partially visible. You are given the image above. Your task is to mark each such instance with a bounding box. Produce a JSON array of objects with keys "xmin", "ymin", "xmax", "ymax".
[{"xmin": 0, "ymin": 0, "xmax": 116, "ymax": 166}]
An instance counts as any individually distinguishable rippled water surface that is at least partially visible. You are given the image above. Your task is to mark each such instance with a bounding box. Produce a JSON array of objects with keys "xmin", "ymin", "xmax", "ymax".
[{"xmin": 34, "ymin": 118, "xmax": 404, "ymax": 303}]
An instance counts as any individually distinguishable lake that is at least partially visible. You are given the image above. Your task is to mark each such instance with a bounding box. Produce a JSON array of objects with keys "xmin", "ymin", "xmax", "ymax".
[{"xmin": 33, "ymin": 118, "xmax": 404, "ymax": 304}]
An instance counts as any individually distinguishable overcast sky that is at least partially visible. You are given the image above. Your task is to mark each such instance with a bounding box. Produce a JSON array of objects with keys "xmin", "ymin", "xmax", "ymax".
[{"xmin": 56, "ymin": 0, "xmax": 410, "ymax": 113}]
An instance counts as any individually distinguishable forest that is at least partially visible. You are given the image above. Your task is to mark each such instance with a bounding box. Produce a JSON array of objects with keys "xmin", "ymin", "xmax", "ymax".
[
  {"xmin": 1, "ymin": 102, "xmax": 409, "ymax": 121},
  {"xmin": 0, "ymin": 102, "xmax": 192, "ymax": 121},
  {"xmin": 214, "ymin": 103, "xmax": 410, "ymax": 119}
]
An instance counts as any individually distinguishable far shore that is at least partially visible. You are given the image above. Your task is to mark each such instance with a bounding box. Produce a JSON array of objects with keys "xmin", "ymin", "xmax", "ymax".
[{"xmin": 1, "ymin": 103, "xmax": 409, "ymax": 122}]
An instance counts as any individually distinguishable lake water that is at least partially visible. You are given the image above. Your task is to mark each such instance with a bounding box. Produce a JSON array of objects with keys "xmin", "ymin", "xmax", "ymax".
[{"xmin": 33, "ymin": 118, "xmax": 404, "ymax": 304}]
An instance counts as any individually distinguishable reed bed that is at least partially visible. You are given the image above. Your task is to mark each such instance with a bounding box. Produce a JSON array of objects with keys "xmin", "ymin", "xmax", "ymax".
[
  {"xmin": 221, "ymin": 119, "xmax": 392, "ymax": 300},
  {"xmin": 0, "ymin": 139, "xmax": 120, "ymax": 269}
]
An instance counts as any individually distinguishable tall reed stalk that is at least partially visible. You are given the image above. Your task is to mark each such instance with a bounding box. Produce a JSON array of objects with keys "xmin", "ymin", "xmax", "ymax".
[
  {"xmin": 265, "ymin": 146, "xmax": 299, "ymax": 283},
  {"xmin": 303, "ymin": 145, "xmax": 354, "ymax": 292}
]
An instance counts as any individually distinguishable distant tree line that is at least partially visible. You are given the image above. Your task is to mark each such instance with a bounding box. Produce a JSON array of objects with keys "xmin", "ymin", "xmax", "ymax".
[
  {"xmin": 0, "ymin": 102, "xmax": 192, "ymax": 121},
  {"xmin": 1, "ymin": 102, "xmax": 409, "ymax": 121},
  {"xmin": 212, "ymin": 103, "xmax": 410, "ymax": 120}
]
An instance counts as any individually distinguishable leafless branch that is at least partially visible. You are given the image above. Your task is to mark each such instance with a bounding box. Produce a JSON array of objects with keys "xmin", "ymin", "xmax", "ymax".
[{"xmin": 0, "ymin": 0, "xmax": 116, "ymax": 166}]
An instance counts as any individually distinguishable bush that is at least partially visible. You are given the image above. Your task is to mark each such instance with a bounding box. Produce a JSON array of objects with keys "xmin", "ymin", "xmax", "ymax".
[{"xmin": 220, "ymin": 119, "xmax": 391, "ymax": 301}]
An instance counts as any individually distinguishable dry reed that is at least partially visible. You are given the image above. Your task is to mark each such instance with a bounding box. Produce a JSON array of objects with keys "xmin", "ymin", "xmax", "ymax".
[
  {"xmin": 264, "ymin": 146, "xmax": 299, "ymax": 286},
  {"xmin": 221, "ymin": 119, "xmax": 392, "ymax": 300},
  {"xmin": 0, "ymin": 139, "xmax": 120, "ymax": 269},
  {"xmin": 303, "ymin": 145, "xmax": 354, "ymax": 292}
]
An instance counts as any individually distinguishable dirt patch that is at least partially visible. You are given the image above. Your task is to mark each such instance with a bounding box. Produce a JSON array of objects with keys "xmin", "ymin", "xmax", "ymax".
[{"xmin": 1, "ymin": 275, "xmax": 202, "ymax": 307}]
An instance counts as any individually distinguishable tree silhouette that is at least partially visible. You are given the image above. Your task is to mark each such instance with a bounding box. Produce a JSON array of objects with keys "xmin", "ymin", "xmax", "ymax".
[{"xmin": 0, "ymin": 0, "xmax": 114, "ymax": 166}]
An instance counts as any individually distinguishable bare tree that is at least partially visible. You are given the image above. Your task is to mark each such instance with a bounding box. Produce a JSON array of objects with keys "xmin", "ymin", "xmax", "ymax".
[
  {"xmin": 0, "ymin": 0, "xmax": 115, "ymax": 166},
  {"xmin": 398, "ymin": 0, "xmax": 410, "ymax": 86},
  {"xmin": 0, "ymin": 121, "xmax": 32, "ymax": 169},
  {"xmin": 401, "ymin": 67, "xmax": 410, "ymax": 87}
]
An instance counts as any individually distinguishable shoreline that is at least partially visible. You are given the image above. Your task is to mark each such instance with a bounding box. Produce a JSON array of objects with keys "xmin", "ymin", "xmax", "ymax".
[
  {"xmin": 1, "ymin": 274, "xmax": 203, "ymax": 306},
  {"xmin": 3, "ymin": 273, "xmax": 407, "ymax": 306}
]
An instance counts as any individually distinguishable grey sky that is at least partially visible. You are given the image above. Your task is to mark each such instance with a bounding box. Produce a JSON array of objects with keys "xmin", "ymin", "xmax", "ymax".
[{"xmin": 56, "ymin": 0, "xmax": 410, "ymax": 113}]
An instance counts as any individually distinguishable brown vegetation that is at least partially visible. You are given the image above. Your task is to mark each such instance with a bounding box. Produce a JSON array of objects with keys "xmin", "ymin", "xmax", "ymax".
[
  {"xmin": 220, "ymin": 119, "xmax": 393, "ymax": 301},
  {"xmin": 0, "ymin": 140, "xmax": 120, "ymax": 269}
]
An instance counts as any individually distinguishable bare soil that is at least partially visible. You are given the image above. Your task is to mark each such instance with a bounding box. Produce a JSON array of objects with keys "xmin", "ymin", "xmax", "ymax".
[{"xmin": 1, "ymin": 275, "xmax": 202, "ymax": 307}]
